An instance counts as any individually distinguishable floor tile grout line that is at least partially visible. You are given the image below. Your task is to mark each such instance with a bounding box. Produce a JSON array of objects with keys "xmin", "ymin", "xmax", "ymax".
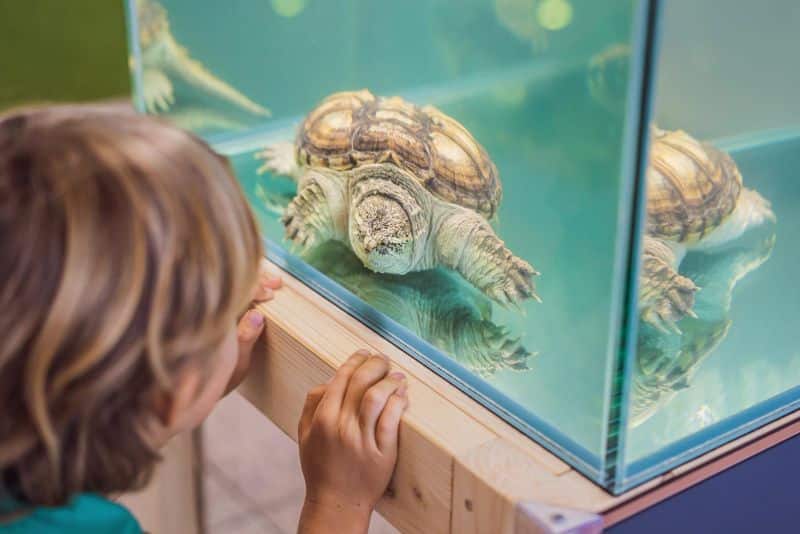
[
  {"xmin": 204, "ymin": 455, "xmax": 305, "ymax": 510},
  {"xmin": 204, "ymin": 461, "xmax": 288, "ymax": 532},
  {"xmin": 209, "ymin": 509, "xmax": 287, "ymax": 534}
]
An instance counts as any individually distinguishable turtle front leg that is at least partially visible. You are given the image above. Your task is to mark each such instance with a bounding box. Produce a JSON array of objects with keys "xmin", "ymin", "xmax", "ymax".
[
  {"xmin": 141, "ymin": 68, "xmax": 175, "ymax": 113},
  {"xmin": 157, "ymin": 35, "xmax": 270, "ymax": 116},
  {"xmin": 639, "ymin": 236, "xmax": 698, "ymax": 334},
  {"xmin": 432, "ymin": 204, "xmax": 540, "ymax": 306},
  {"xmin": 255, "ymin": 141, "xmax": 301, "ymax": 179},
  {"xmin": 281, "ymin": 170, "xmax": 347, "ymax": 254}
]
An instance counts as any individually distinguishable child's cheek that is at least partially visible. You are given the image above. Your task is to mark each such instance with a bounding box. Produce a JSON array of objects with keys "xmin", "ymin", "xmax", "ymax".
[{"xmin": 215, "ymin": 325, "xmax": 240, "ymax": 389}]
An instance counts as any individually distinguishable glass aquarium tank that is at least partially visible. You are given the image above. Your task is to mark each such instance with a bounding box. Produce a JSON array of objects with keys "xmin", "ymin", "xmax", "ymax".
[{"xmin": 126, "ymin": 0, "xmax": 800, "ymax": 493}]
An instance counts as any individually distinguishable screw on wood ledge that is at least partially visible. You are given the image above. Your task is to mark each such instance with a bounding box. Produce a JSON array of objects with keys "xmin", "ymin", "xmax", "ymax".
[{"xmin": 515, "ymin": 501, "xmax": 602, "ymax": 534}]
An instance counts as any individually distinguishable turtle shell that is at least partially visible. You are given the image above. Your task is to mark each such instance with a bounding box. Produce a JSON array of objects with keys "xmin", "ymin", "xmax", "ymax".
[
  {"xmin": 296, "ymin": 89, "xmax": 502, "ymax": 218},
  {"xmin": 646, "ymin": 129, "xmax": 742, "ymax": 244}
]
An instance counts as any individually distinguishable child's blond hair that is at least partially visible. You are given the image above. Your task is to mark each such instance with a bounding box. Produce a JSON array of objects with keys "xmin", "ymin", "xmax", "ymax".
[{"xmin": 0, "ymin": 104, "xmax": 262, "ymax": 506}]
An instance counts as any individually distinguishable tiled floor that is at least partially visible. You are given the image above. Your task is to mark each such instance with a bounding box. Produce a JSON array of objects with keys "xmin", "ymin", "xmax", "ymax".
[{"xmin": 202, "ymin": 393, "xmax": 398, "ymax": 534}]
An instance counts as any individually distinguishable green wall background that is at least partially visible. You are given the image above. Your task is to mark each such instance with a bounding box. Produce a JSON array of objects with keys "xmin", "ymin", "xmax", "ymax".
[{"xmin": 0, "ymin": 0, "xmax": 130, "ymax": 111}]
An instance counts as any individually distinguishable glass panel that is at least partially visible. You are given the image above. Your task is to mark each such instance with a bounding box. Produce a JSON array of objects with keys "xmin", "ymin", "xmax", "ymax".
[
  {"xmin": 127, "ymin": 0, "xmax": 650, "ymax": 487},
  {"xmin": 619, "ymin": 0, "xmax": 800, "ymax": 491}
]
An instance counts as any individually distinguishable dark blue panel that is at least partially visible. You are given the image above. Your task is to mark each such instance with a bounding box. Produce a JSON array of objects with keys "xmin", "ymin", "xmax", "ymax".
[{"xmin": 609, "ymin": 431, "xmax": 800, "ymax": 533}]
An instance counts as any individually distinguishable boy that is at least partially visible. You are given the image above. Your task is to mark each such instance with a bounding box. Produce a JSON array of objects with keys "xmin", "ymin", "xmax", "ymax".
[{"xmin": 0, "ymin": 104, "xmax": 407, "ymax": 533}]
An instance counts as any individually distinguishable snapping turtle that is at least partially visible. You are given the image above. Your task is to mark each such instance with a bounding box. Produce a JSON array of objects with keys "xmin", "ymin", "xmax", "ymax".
[
  {"xmin": 307, "ymin": 241, "xmax": 532, "ymax": 377},
  {"xmin": 135, "ymin": 0, "xmax": 269, "ymax": 117},
  {"xmin": 631, "ymin": 228, "xmax": 775, "ymax": 427},
  {"xmin": 257, "ymin": 90, "xmax": 539, "ymax": 306},
  {"xmin": 639, "ymin": 127, "xmax": 775, "ymax": 333}
]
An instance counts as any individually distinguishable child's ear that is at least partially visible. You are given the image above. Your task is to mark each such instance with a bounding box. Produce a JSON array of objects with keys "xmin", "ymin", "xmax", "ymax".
[{"xmin": 151, "ymin": 365, "xmax": 203, "ymax": 430}]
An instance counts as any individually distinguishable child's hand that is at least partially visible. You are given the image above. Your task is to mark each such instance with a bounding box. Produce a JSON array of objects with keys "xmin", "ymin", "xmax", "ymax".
[
  {"xmin": 297, "ymin": 351, "xmax": 409, "ymax": 534},
  {"xmin": 225, "ymin": 261, "xmax": 282, "ymax": 394}
]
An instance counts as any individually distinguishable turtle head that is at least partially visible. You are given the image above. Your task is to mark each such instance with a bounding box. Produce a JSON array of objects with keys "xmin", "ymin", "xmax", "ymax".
[
  {"xmin": 739, "ymin": 187, "xmax": 776, "ymax": 227},
  {"xmin": 349, "ymin": 164, "xmax": 428, "ymax": 275}
]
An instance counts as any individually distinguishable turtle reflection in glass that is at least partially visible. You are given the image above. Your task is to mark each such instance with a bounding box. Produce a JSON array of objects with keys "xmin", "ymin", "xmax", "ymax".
[
  {"xmin": 306, "ymin": 242, "xmax": 533, "ymax": 378},
  {"xmin": 135, "ymin": 0, "xmax": 270, "ymax": 118},
  {"xmin": 631, "ymin": 227, "xmax": 776, "ymax": 427},
  {"xmin": 587, "ymin": 43, "xmax": 630, "ymax": 114},
  {"xmin": 257, "ymin": 90, "xmax": 539, "ymax": 307},
  {"xmin": 639, "ymin": 127, "xmax": 775, "ymax": 333}
]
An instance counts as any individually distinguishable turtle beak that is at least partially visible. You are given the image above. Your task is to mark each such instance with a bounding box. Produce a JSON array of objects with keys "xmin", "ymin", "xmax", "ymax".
[{"xmin": 363, "ymin": 237, "xmax": 379, "ymax": 253}]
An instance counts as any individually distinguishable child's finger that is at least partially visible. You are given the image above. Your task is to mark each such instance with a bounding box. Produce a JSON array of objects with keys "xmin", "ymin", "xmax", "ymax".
[
  {"xmin": 225, "ymin": 310, "xmax": 266, "ymax": 395},
  {"xmin": 341, "ymin": 355, "xmax": 390, "ymax": 420},
  {"xmin": 261, "ymin": 273, "xmax": 283, "ymax": 290},
  {"xmin": 298, "ymin": 384, "xmax": 326, "ymax": 441},
  {"xmin": 237, "ymin": 309, "xmax": 265, "ymax": 358},
  {"xmin": 317, "ymin": 350, "xmax": 370, "ymax": 418},
  {"xmin": 358, "ymin": 373, "xmax": 406, "ymax": 445},
  {"xmin": 253, "ymin": 273, "xmax": 282, "ymax": 301},
  {"xmin": 376, "ymin": 387, "xmax": 408, "ymax": 455},
  {"xmin": 259, "ymin": 259, "xmax": 283, "ymax": 289},
  {"xmin": 253, "ymin": 285, "xmax": 275, "ymax": 302}
]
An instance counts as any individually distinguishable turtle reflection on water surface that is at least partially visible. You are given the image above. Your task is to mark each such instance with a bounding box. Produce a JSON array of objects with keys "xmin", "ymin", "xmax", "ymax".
[
  {"xmin": 305, "ymin": 242, "xmax": 533, "ymax": 378},
  {"xmin": 135, "ymin": 0, "xmax": 269, "ymax": 119},
  {"xmin": 631, "ymin": 228, "xmax": 776, "ymax": 428}
]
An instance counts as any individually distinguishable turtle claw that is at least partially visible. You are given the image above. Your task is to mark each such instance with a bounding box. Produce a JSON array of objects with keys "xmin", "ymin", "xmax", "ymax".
[
  {"xmin": 640, "ymin": 272, "xmax": 698, "ymax": 335},
  {"xmin": 281, "ymin": 179, "xmax": 334, "ymax": 255},
  {"xmin": 256, "ymin": 141, "xmax": 298, "ymax": 177},
  {"xmin": 282, "ymin": 212, "xmax": 314, "ymax": 254},
  {"xmin": 483, "ymin": 256, "xmax": 540, "ymax": 309},
  {"xmin": 639, "ymin": 237, "xmax": 699, "ymax": 333},
  {"xmin": 642, "ymin": 309, "xmax": 682, "ymax": 335},
  {"xmin": 459, "ymin": 320, "xmax": 534, "ymax": 377},
  {"xmin": 142, "ymin": 68, "xmax": 175, "ymax": 113}
]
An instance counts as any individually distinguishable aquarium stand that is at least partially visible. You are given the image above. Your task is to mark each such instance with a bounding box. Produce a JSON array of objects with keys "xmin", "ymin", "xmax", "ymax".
[
  {"xmin": 515, "ymin": 502, "xmax": 602, "ymax": 534},
  {"xmin": 238, "ymin": 261, "xmax": 800, "ymax": 534}
]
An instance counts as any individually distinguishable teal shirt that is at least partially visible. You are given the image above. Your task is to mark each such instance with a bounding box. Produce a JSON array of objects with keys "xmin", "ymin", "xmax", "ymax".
[{"xmin": 0, "ymin": 494, "xmax": 142, "ymax": 534}]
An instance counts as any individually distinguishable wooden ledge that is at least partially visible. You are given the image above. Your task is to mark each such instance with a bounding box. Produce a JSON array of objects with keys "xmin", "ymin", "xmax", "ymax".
[{"xmin": 239, "ymin": 261, "xmax": 800, "ymax": 533}]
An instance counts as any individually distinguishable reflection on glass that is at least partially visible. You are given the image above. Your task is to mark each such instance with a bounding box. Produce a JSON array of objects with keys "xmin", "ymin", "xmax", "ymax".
[
  {"xmin": 587, "ymin": 43, "xmax": 630, "ymax": 114},
  {"xmin": 638, "ymin": 128, "xmax": 775, "ymax": 334},
  {"xmin": 494, "ymin": 0, "xmax": 547, "ymax": 51},
  {"xmin": 134, "ymin": 0, "xmax": 269, "ymax": 126},
  {"xmin": 617, "ymin": 0, "xmax": 800, "ymax": 490},
  {"xmin": 307, "ymin": 241, "xmax": 533, "ymax": 378},
  {"xmin": 631, "ymin": 226, "xmax": 776, "ymax": 427}
]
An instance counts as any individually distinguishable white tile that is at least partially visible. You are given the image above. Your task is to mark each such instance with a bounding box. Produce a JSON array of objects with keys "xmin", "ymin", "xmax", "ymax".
[
  {"xmin": 203, "ymin": 393, "xmax": 398, "ymax": 533},
  {"xmin": 203, "ymin": 470, "xmax": 254, "ymax": 529}
]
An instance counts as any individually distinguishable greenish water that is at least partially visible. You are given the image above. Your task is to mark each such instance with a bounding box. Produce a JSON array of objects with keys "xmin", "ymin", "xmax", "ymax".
[{"xmin": 129, "ymin": 0, "xmax": 800, "ymax": 488}]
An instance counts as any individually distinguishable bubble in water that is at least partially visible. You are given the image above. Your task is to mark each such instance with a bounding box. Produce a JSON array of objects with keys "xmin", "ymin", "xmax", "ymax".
[
  {"xmin": 536, "ymin": 0, "xmax": 572, "ymax": 31},
  {"xmin": 271, "ymin": 0, "xmax": 307, "ymax": 18}
]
